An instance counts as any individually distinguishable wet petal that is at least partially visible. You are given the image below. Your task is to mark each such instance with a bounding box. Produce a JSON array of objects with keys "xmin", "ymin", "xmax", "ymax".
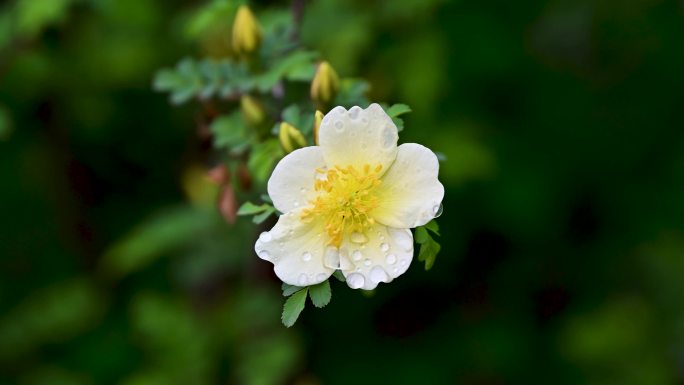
[
  {"xmin": 255, "ymin": 209, "xmax": 334, "ymax": 286},
  {"xmin": 372, "ymin": 143, "xmax": 444, "ymax": 228},
  {"xmin": 339, "ymin": 223, "xmax": 414, "ymax": 290},
  {"xmin": 318, "ymin": 104, "xmax": 398, "ymax": 173},
  {"xmin": 267, "ymin": 146, "xmax": 325, "ymax": 213}
]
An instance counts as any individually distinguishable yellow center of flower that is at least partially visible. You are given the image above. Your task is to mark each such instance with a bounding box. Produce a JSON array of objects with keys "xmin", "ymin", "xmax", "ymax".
[{"xmin": 301, "ymin": 164, "xmax": 383, "ymax": 247}]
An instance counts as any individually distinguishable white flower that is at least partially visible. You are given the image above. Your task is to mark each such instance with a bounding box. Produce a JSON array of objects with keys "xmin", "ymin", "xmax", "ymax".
[{"xmin": 255, "ymin": 104, "xmax": 444, "ymax": 290}]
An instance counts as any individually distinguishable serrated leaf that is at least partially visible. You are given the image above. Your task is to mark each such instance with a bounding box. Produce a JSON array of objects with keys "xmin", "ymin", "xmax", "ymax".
[
  {"xmin": 252, "ymin": 208, "xmax": 275, "ymax": 224},
  {"xmin": 386, "ymin": 103, "xmax": 412, "ymax": 117},
  {"xmin": 418, "ymin": 234, "xmax": 441, "ymax": 271},
  {"xmin": 415, "ymin": 227, "xmax": 429, "ymax": 244},
  {"xmin": 391, "ymin": 116, "xmax": 405, "ymax": 131},
  {"xmin": 282, "ymin": 288, "xmax": 308, "ymax": 327},
  {"xmin": 308, "ymin": 280, "xmax": 331, "ymax": 308},
  {"xmin": 424, "ymin": 220, "xmax": 440, "ymax": 236},
  {"xmin": 210, "ymin": 113, "xmax": 249, "ymax": 150},
  {"xmin": 332, "ymin": 270, "xmax": 345, "ymax": 282},
  {"xmin": 282, "ymin": 283, "xmax": 303, "ymax": 297},
  {"xmin": 237, "ymin": 202, "xmax": 270, "ymax": 215},
  {"xmin": 248, "ymin": 140, "xmax": 283, "ymax": 182}
]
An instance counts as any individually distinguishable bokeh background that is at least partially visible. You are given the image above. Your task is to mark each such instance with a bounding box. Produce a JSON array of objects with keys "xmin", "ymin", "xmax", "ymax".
[{"xmin": 2, "ymin": 0, "xmax": 684, "ymax": 384}]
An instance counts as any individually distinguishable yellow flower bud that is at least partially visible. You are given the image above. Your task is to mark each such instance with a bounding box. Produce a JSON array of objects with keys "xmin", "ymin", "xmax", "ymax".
[
  {"xmin": 310, "ymin": 61, "xmax": 340, "ymax": 106},
  {"xmin": 240, "ymin": 95, "xmax": 265, "ymax": 126},
  {"xmin": 279, "ymin": 122, "xmax": 307, "ymax": 154},
  {"xmin": 232, "ymin": 5, "xmax": 261, "ymax": 55},
  {"xmin": 313, "ymin": 110, "xmax": 324, "ymax": 145}
]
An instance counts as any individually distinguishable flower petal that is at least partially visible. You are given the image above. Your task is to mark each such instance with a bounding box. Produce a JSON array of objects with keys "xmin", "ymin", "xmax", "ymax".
[
  {"xmin": 318, "ymin": 104, "xmax": 398, "ymax": 173},
  {"xmin": 372, "ymin": 143, "xmax": 445, "ymax": 228},
  {"xmin": 267, "ymin": 146, "xmax": 325, "ymax": 213},
  {"xmin": 339, "ymin": 224, "xmax": 414, "ymax": 290},
  {"xmin": 254, "ymin": 209, "xmax": 335, "ymax": 286}
]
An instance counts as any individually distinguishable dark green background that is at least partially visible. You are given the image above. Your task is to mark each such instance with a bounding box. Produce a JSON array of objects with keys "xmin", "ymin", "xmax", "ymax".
[{"xmin": 1, "ymin": 0, "xmax": 683, "ymax": 384}]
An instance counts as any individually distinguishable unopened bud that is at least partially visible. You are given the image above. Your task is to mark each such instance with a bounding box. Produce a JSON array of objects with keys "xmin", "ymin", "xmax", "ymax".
[
  {"xmin": 279, "ymin": 122, "xmax": 307, "ymax": 154},
  {"xmin": 310, "ymin": 61, "xmax": 339, "ymax": 106},
  {"xmin": 232, "ymin": 5, "xmax": 261, "ymax": 55},
  {"xmin": 240, "ymin": 95, "xmax": 265, "ymax": 126},
  {"xmin": 313, "ymin": 110, "xmax": 324, "ymax": 145}
]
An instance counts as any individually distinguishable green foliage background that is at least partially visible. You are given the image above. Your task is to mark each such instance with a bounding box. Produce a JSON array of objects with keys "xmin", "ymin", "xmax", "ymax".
[{"xmin": 1, "ymin": 0, "xmax": 684, "ymax": 384}]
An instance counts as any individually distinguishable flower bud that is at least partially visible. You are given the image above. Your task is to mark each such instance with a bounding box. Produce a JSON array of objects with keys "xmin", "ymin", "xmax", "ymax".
[
  {"xmin": 232, "ymin": 5, "xmax": 261, "ymax": 55},
  {"xmin": 310, "ymin": 61, "xmax": 339, "ymax": 106},
  {"xmin": 279, "ymin": 122, "xmax": 307, "ymax": 154},
  {"xmin": 240, "ymin": 95, "xmax": 265, "ymax": 126},
  {"xmin": 313, "ymin": 110, "xmax": 324, "ymax": 145}
]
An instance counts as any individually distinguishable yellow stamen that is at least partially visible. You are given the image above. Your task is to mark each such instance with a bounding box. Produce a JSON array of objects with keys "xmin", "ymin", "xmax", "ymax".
[{"xmin": 300, "ymin": 164, "xmax": 382, "ymax": 247}]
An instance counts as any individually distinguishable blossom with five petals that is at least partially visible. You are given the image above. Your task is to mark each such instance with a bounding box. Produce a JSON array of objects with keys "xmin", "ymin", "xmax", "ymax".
[{"xmin": 255, "ymin": 104, "xmax": 444, "ymax": 290}]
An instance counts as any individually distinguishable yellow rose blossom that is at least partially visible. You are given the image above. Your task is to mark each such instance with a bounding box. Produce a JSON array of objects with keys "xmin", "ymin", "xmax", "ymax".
[{"xmin": 255, "ymin": 104, "xmax": 444, "ymax": 290}]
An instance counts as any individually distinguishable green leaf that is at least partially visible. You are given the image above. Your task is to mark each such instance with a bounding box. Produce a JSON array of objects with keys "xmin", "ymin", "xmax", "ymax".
[
  {"xmin": 386, "ymin": 103, "xmax": 412, "ymax": 117},
  {"xmin": 210, "ymin": 112, "xmax": 249, "ymax": 150},
  {"xmin": 334, "ymin": 79, "xmax": 370, "ymax": 107},
  {"xmin": 308, "ymin": 280, "xmax": 331, "ymax": 308},
  {"xmin": 391, "ymin": 116, "xmax": 405, "ymax": 131},
  {"xmin": 237, "ymin": 202, "xmax": 270, "ymax": 216},
  {"xmin": 332, "ymin": 270, "xmax": 345, "ymax": 282},
  {"xmin": 252, "ymin": 208, "xmax": 275, "ymax": 224},
  {"xmin": 414, "ymin": 227, "xmax": 429, "ymax": 244},
  {"xmin": 248, "ymin": 139, "xmax": 283, "ymax": 182},
  {"xmin": 282, "ymin": 283, "xmax": 303, "ymax": 297},
  {"xmin": 281, "ymin": 288, "xmax": 308, "ymax": 327},
  {"xmin": 424, "ymin": 220, "xmax": 440, "ymax": 236},
  {"xmin": 418, "ymin": 234, "xmax": 441, "ymax": 271}
]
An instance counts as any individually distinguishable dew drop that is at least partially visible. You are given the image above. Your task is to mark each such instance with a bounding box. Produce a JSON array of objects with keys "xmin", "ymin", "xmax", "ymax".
[
  {"xmin": 293, "ymin": 201, "xmax": 300, "ymax": 207},
  {"xmin": 298, "ymin": 273, "xmax": 308, "ymax": 286},
  {"xmin": 350, "ymin": 232, "xmax": 368, "ymax": 244},
  {"xmin": 432, "ymin": 203, "xmax": 444, "ymax": 218},
  {"xmin": 259, "ymin": 232, "xmax": 272, "ymax": 242},
  {"xmin": 389, "ymin": 228, "xmax": 413, "ymax": 250},
  {"xmin": 334, "ymin": 120, "xmax": 344, "ymax": 132},
  {"xmin": 324, "ymin": 246, "xmax": 340, "ymax": 269},
  {"xmin": 400, "ymin": 259, "xmax": 407, "ymax": 266},
  {"xmin": 380, "ymin": 243, "xmax": 390, "ymax": 252},
  {"xmin": 301, "ymin": 252, "xmax": 312, "ymax": 262},
  {"xmin": 257, "ymin": 250, "xmax": 271, "ymax": 260},
  {"xmin": 382, "ymin": 124, "xmax": 396, "ymax": 148},
  {"xmin": 299, "ymin": 187, "xmax": 307, "ymax": 194},
  {"xmin": 385, "ymin": 254, "xmax": 397, "ymax": 265},
  {"xmin": 346, "ymin": 273, "xmax": 365, "ymax": 289},
  {"xmin": 349, "ymin": 106, "xmax": 361, "ymax": 119},
  {"xmin": 352, "ymin": 250, "xmax": 363, "ymax": 261},
  {"xmin": 316, "ymin": 273, "xmax": 328, "ymax": 282},
  {"xmin": 364, "ymin": 258, "xmax": 372, "ymax": 267},
  {"xmin": 370, "ymin": 266, "xmax": 389, "ymax": 283}
]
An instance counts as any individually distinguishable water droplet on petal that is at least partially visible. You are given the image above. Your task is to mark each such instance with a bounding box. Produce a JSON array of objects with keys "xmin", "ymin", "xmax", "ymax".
[
  {"xmin": 432, "ymin": 203, "xmax": 443, "ymax": 218},
  {"xmin": 385, "ymin": 254, "xmax": 397, "ymax": 265},
  {"xmin": 294, "ymin": 201, "xmax": 300, "ymax": 207},
  {"xmin": 380, "ymin": 243, "xmax": 390, "ymax": 252},
  {"xmin": 301, "ymin": 252, "xmax": 312, "ymax": 262},
  {"xmin": 257, "ymin": 250, "xmax": 271, "ymax": 260},
  {"xmin": 259, "ymin": 232, "xmax": 272, "ymax": 242},
  {"xmin": 339, "ymin": 249, "xmax": 352, "ymax": 270},
  {"xmin": 334, "ymin": 120, "xmax": 344, "ymax": 132},
  {"xmin": 351, "ymin": 232, "xmax": 368, "ymax": 244},
  {"xmin": 370, "ymin": 266, "xmax": 389, "ymax": 283},
  {"xmin": 346, "ymin": 273, "xmax": 365, "ymax": 289},
  {"xmin": 299, "ymin": 187, "xmax": 306, "ymax": 193},
  {"xmin": 382, "ymin": 124, "xmax": 396, "ymax": 148},
  {"xmin": 352, "ymin": 250, "xmax": 363, "ymax": 261},
  {"xmin": 316, "ymin": 273, "xmax": 328, "ymax": 282},
  {"xmin": 363, "ymin": 259, "xmax": 372, "ymax": 266},
  {"xmin": 400, "ymin": 259, "xmax": 407, "ymax": 266},
  {"xmin": 298, "ymin": 274, "xmax": 308, "ymax": 286},
  {"xmin": 389, "ymin": 228, "xmax": 412, "ymax": 250},
  {"xmin": 349, "ymin": 106, "xmax": 361, "ymax": 119},
  {"xmin": 324, "ymin": 246, "xmax": 340, "ymax": 269}
]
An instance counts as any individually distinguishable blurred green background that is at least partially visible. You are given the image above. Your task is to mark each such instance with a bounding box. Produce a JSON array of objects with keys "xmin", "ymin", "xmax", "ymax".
[{"xmin": 1, "ymin": 0, "xmax": 684, "ymax": 384}]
